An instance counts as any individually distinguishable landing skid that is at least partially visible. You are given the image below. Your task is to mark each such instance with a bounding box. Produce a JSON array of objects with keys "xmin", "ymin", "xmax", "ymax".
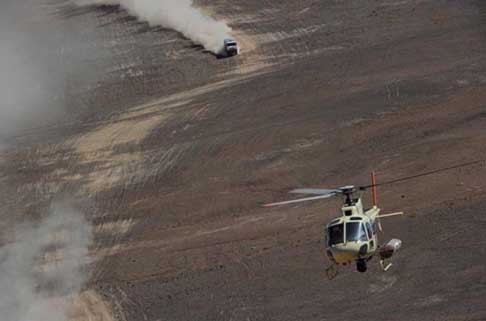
[{"xmin": 380, "ymin": 259, "xmax": 393, "ymax": 271}]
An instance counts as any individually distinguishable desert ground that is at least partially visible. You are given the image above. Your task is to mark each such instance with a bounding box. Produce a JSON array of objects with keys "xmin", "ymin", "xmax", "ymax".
[{"xmin": 1, "ymin": 1, "xmax": 486, "ymax": 320}]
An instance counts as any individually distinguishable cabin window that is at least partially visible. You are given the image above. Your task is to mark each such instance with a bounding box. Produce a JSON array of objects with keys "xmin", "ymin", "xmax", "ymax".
[
  {"xmin": 365, "ymin": 222, "xmax": 373, "ymax": 239},
  {"xmin": 345, "ymin": 222, "xmax": 368, "ymax": 242},
  {"xmin": 328, "ymin": 224, "xmax": 344, "ymax": 245},
  {"xmin": 372, "ymin": 221, "xmax": 378, "ymax": 234}
]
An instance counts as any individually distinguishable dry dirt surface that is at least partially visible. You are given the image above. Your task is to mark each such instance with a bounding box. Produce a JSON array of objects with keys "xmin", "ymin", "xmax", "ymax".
[{"xmin": 2, "ymin": 0, "xmax": 486, "ymax": 320}]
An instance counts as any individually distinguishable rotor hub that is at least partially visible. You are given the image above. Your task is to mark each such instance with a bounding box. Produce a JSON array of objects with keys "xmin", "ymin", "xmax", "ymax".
[
  {"xmin": 339, "ymin": 185, "xmax": 356, "ymax": 205},
  {"xmin": 339, "ymin": 185, "xmax": 356, "ymax": 193}
]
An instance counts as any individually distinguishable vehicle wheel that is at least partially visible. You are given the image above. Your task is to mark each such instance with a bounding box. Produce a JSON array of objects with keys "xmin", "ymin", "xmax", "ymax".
[{"xmin": 356, "ymin": 259, "xmax": 367, "ymax": 273}]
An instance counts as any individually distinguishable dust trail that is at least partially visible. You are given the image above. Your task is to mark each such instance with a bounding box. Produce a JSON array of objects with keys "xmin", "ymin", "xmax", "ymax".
[
  {"xmin": 75, "ymin": 0, "xmax": 232, "ymax": 53},
  {"xmin": 0, "ymin": 32, "xmax": 55, "ymax": 149},
  {"xmin": 0, "ymin": 202, "xmax": 93, "ymax": 321},
  {"xmin": 0, "ymin": 0, "xmax": 67, "ymax": 150}
]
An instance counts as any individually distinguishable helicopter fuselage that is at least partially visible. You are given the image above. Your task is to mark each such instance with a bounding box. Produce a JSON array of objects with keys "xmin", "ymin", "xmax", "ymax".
[{"xmin": 325, "ymin": 198, "xmax": 380, "ymax": 270}]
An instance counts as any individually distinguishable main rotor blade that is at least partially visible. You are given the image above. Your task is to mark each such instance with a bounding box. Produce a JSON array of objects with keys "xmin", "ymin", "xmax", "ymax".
[
  {"xmin": 263, "ymin": 194, "xmax": 336, "ymax": 207},
  {"xmin": 289, "ymin": 188, "xmax": 341, "ymax": 195}
]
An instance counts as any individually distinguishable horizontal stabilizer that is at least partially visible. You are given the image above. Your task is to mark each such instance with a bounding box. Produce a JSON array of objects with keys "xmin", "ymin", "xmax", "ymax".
[{"xmin": 376, "ymin": 212, "xmax": 404, "ymax": 218}]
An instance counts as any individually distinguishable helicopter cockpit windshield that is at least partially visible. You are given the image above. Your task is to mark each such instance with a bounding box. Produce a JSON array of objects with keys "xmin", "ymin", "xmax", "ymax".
[
  {"xmin": 345, "ymin": 222, "xmax": 368, "ymax": 242},
  {"xmin": 327, "ymin": 224, "xmax": 344, "ymax": 245}
]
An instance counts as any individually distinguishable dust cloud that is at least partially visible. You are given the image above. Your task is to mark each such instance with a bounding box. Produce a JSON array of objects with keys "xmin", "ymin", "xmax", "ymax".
[
  {"xmin": 0, "ymin": 202, "xmax": 93, "ymax": 321},
  {"xmin": 0, "ymin": 1, "xmax": 65, "ymax": 150},
  {"xmin": 75, "ymin": 0, "xmax": 232, "ymax": 53}
]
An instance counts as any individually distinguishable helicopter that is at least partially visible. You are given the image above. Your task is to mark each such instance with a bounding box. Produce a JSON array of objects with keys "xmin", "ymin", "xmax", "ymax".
[
  {"xmin": 263, "ymin": 172, "xmax": 405, "ymax": 276},
  {"xmin": 262, "ymin": 159, "xmax": 485, "ymax": 277}
]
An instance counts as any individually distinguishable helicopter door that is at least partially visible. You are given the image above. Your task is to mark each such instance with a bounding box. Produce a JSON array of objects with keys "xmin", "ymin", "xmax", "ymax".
[{"xmin": 365, "ymin": 221, "xmax": 375, "ymax": 250}]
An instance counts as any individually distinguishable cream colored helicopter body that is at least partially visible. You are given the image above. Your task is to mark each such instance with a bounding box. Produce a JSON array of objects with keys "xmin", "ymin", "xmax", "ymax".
[{"xmin": 325, "ymin": 200, "xmax": 380, "ymax": 265}]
